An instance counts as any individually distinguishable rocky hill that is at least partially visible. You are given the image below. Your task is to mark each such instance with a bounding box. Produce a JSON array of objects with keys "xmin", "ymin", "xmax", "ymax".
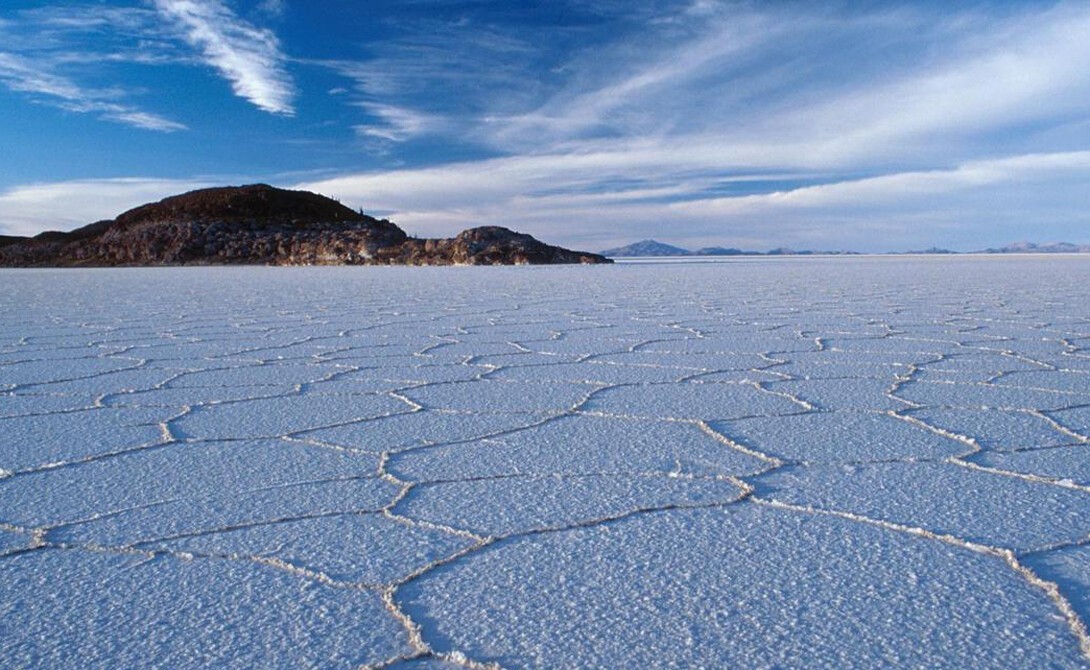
[{"xmin": 0, "ymin": 184, "xmax": 610, "ymax": 267}]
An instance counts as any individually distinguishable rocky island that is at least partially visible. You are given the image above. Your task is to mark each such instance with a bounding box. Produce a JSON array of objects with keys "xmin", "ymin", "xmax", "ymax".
[{"xmin": 0, "ymin": 184, "xmax": 610, "ymax": 267}]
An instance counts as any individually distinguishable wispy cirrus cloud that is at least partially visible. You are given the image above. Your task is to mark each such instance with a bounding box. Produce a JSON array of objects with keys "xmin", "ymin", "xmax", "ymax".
[
  {"xmin": 152, "ymin": 0, "xmax": 295, "ymax": 115},
  {"xmin": 310, "ymin": 12, "xmax": 554, "ymax": 148},
  {"xmin": 292, "ymin": 1, "xmax": 1090, "ymax": 251},
  {"xmin": 475, "ymin": 2, "xmax": 1090, "ymax": 164},
  {"xmin": 0, "ymin": 4, "xmax": 191, "ymax": 131},
  {"xmin": 0, "ymin": 51, "xmax": 186, "ymax": 131},
  {"xmin": 295, "ymin": 148, "xmax": 1090, "ymax": 251},
  {"xmin": 673, "ymin": 152, "xmax": 1090, "ymax": 214},
  {"xmin": 255, "ymin": 0, "xmax": 287, "ymax": 20},
  {"xmin": 1, "ymin": 4, "xmax": 189, "ymax": 65},
  {"xmin": 352, "ymin": 102, "xmax": 447, "ymax": 142}
]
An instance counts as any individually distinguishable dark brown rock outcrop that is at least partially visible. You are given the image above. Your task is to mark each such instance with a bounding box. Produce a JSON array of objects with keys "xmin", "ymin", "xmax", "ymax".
[
  {"xmin": 0, "ymin": 184, "xmax": 610, "ymax": 267},
  {"xmin": 378, "ymin": 226, "xmax": 612, "ymax": 265}
]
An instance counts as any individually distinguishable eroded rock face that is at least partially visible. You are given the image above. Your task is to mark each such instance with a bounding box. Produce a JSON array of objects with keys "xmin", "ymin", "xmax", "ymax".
[
  {"xmin": 377, "ymin": 226, "xmax": 613, "ymax": 266},
  {"xmin": 0, "ymin": 185, "xmax": 611, "ymax": 267}
]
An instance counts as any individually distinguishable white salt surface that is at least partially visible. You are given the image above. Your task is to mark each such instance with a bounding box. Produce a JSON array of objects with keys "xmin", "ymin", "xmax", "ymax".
[
  {"xmin": 401, "ymin": 505, "xmax": 1080, "ymax": 669},
  {"xmin": 0, "ymin": 528, "xmax": 27, "ymax": 555},
  {"xmin": 2, "ymin": 551, "xmax": 409, "ymax": 668},
  {"xmin": 2, "ymin": 257, "xmax": 1090, "ymax": 669}
]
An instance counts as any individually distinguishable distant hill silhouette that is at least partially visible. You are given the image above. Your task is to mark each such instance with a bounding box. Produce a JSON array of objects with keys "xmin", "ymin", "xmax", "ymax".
[
  {"xmin": 900, "ymin": 247, "xmax": 956, "ymax": 255},
  {"xmin": 693, "ymin": 247, "xmax": 747, "ymax": 256},
  {"xmin": 980, "ymin": 241, "xmax": 1090, "ymax": 254},
  {"xmin": 600, "ymin": 240, "xmax": 691, "ymax": 256},
  {"xmin": 601, "ymin": 238, "xmax": 1090, "ymax": 257},
  {"xmin": 0, "ymin": 184, "xmax": 610, "ymax": 267},
  {"xmin": 600, "ymin": 239, "xmax": 858, "ymax": 257}
]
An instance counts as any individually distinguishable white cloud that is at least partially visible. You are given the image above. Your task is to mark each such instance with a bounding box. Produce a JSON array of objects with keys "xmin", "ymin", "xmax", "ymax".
[
  {"xmin": 486, "ymin": 11, "xmax": 787, "ymax": 148},
  {"xmin": 153, "ymin": 0, "xmax": 294, "ymax": 115},
  {"xmin": 98, "ymin": 108, "xmax": 189, "ymax": 132},
  {"xmin": 293, "ymin": 148, "xmax": 1090, "ymax": 251},
  {"xmin": 672, "ymin": 151, "xmax": 1090, "ymax": 215},
  {"xmin": 256, "ymin": 0, "xmax": 287, "ymax": 19},
  {"xmin": 770, "ymin": 6, "xmax": 1090, "ymax": 166},
  {"xmin": 0, "ymin": 51, "xmax": 87, "ymax": 99},
  {"xmin": 352, "ymin": 102, "xmax": 447, "ymax": 142},
  {"xmin": 479, "ymin": 3, "xmax": 1090, "ymax": 169},
  {"xmin": 292, "ymin": 2, "xmax": 1090, "ymax": 251},
  {"xmin": 0, "ymin": 51, "xmax": 187, "ymax": 131}
]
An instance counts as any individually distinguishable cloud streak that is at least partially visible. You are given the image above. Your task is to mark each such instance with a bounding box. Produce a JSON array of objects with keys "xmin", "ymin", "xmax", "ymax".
[
  {"xmin": 292, "ymin": 147, "xmax": 1090, "ymax": 252},
  {"xmin": 153, "ymin": 0, "xmax": 294, "ymax": 115},
  {"xmin": 0, "ymin": 51, "xmax": 186, "ymax": 131},
  {"xmin": 671, "ymin": 151, "xmax": 1090, "ymax": 214},
  {"xmin": 352, "ymin": 102, "xmax": 447, "ymax": 142},
  {"xmin": 294, "ymin": 2, "xmax": 1090, "ymax": 250}
]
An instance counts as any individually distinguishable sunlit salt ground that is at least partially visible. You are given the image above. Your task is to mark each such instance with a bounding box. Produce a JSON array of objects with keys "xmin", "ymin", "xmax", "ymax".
[{"xmin": 2, "ymin": 257, "xmax": 1090, "ymax": 669}]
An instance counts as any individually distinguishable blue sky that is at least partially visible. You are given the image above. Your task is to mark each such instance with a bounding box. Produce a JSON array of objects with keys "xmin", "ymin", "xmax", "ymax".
[{"xmin": 1, "ymin": 0, "xmax": 1089, "ymax": 251}]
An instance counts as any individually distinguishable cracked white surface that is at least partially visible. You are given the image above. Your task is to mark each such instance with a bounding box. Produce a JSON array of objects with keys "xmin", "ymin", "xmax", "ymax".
[
  {"xmin": 970, "ymin": 445, "xmax": 1090, "ymax": 486},
  {"xmin": 2, "ymin": 551, "xmax": 409, "ymax": 669},
  {"xmin": 400, "ymin": 505, "xmax": 1081, "ymax": 669},
  {"xmin": 0, "ymin": 528, "xmax": 27, "ymax": 555},
  {"xmin": 1053, "ymin": 406, "xmax": 1090, "ymax": 436},
  {"xmin": 396, "ymin": 473, "xmax": 746, "ymax": 537},
  {"xmin": 757, "ymin": 461, "xmax": 1090, "ymax": 550},
  {"xmin": 386, "ymin": 415, "xmax": 768, "ymax": 481},
  {"xmin": 1, "ymin": 407, "xmax": 167, "ymax": 472},
  {"xmin": 149, "ymin": 514, "xmax": 477, "ymax": 585},
  {"xmin": 906, "ymin": 408, "xmax": 1079, "ymax": 450},
  {"xmin": 172, "ymin": 393, "xmax": 411, "ymax": 440},
  {"xmin": 1028, "ymin": 546, "xmax": 1090, "ymax": 633},
  {"xmin": 3, "ymin": 257, "xmax": 1090, "ymax": 668},
  {"xmin": 711, "ymin": 411, "xmax": 965, "ymax": 463}
]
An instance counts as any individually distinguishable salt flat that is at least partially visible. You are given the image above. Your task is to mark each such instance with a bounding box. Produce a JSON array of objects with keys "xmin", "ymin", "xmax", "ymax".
[{"xmin": 2, "ymin": 257, "xmax": 1090, "ymax": 669}]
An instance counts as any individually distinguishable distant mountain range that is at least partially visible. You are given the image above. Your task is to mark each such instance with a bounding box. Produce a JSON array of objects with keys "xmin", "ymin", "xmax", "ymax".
[
  {"xmin": 601, "ymin": 239, "xmax": 1090, "ymax": 257},
  {"xmin": 978, "ymin": 241, "xmax": 1090, "ymax": 254},
  {"xmin": 600, "ymin": 240, "xmax": 692, "ymax": 256},
  {"xmin": 600, "ymin": 239, "xmax": 860, "ymax": 257}
]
